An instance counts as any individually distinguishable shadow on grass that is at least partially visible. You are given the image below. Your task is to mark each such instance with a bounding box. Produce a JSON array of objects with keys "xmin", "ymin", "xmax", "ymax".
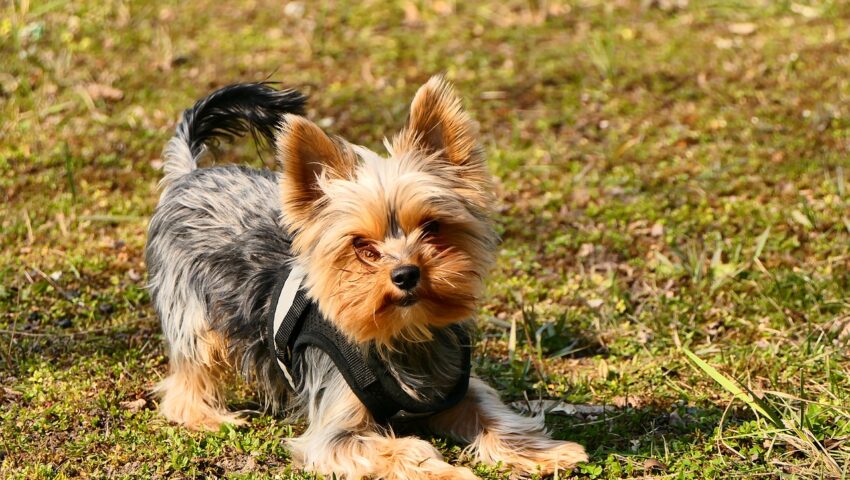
[
  {"xmin": 1, "ymin": 313, "xmax": 162, "ymax": 376},
  {"xmin": 547, "ymin": 402, "xmax": 728, "ymax": 473}
]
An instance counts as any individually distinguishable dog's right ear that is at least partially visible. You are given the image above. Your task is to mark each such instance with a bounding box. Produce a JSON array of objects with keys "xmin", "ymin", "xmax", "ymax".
[{"xmin": 277, "ymin": 114, "xmax": 355, "ymax": 229}]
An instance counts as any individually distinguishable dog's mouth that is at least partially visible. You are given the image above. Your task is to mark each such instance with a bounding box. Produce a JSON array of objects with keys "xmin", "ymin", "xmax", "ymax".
[{"xmin": 397, "ymin": 294, "xmax": 419, "ymax": 307}]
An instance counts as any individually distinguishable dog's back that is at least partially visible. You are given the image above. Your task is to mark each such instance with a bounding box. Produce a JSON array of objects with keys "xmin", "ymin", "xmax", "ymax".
[{"xmin": 146, "ymin": 84, "xmax": 305, "ymax": 429}]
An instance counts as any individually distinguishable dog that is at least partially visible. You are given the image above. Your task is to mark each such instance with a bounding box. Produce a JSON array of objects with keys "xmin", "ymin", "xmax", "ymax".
[{"xmin": 145, "ymin": 76, "xmax": 587, "ymax": 479}]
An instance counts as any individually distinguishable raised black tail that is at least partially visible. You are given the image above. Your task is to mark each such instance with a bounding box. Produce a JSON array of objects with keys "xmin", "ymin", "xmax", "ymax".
[{"xmin": 161, "ymin": 83, "xmax": 307, "ymax": 186}]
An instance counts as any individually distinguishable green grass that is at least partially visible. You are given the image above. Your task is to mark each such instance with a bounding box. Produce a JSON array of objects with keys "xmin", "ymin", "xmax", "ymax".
[{"xmin": 2, "ymin": 0, "xmax": 849, "ymax": 478}]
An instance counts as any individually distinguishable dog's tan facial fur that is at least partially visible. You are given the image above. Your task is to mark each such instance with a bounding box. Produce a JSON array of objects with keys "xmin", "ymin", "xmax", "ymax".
[{"xmin": 277, "ymin": 77, "xmax": 497, "ymax": 346}]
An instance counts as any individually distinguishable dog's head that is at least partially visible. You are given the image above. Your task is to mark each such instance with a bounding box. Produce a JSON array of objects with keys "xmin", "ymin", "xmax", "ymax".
[{"xmin": 277, "ymin": 76, "xmax": 497, "ymax": 346}]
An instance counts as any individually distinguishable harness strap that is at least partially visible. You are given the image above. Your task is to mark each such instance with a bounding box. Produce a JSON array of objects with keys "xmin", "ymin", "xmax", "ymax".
[
  {"xmin": 267, "ymin": 267, "xmax": 472, "ymax": 423},
  {"xmin": 269, "ymin": 265, "xmax": 306, "ymax": 390}
]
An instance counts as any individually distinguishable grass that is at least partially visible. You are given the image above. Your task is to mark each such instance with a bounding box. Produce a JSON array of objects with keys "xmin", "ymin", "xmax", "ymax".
[{"xmin": 2, "ymin": 0, "xmax": 849, "ymax": 478}]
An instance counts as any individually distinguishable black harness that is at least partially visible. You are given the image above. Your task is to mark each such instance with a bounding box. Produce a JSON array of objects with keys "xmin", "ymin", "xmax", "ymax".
[{"xmin": 266, "ymin": 265, "xmax": 472, "ymax": 423}]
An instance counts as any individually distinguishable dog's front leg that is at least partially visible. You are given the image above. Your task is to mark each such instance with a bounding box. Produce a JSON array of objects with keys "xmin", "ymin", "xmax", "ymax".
[
  {"xmin": 287, "ymin": 348, "xmax": 476, "ymax": 479},
  {"xmin": 429, "ymin": 378, "xmax": 588, "ymax": 477}
]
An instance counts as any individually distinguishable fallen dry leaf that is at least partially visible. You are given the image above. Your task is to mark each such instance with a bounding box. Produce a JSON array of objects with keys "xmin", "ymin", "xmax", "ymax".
[
  {"xmin": 577, "ymin": 243, "xmax": 595, "ymax": 257},
  {"xmin": 644, "ymin": 458, "xmax": 668, "ymax": 472},
  {"xmin": 240, "ymin": 456, "xmax": 257, "ymax": 473},
  {"xmin": 1, "ymin": 387, "xmax": 23, "ymax": 402},
  {"xmin": 650, "ymin": 222, "xmax": 665, "ymax": 237},
  {"xmin": 728, "ymin": 22, "xmax": 757, "ymax": 36},
  {"xmin": 119, "ymin": 398, "xmax": 147, "ymax": 413},
  {"xmin": 612, "ymin": 395, "xmax": 645, "ymax": 408},
  {"xmin": 84, "ymin": 83, "xmax": 124, "ymax": 102}
]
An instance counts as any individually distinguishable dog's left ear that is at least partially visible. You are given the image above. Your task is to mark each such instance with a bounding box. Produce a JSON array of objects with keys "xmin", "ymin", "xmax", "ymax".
[{"xmin": 392, "ymin": 76, "xmax": 487, "ymax": 181}]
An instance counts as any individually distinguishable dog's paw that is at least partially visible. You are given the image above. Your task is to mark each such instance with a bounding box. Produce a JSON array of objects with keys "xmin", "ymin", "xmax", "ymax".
[
  {"xmin": 381, "ymin": 439, "xmax": 479, "ymax": 480},
  {"xmin": 425, "ymin": 465, "xmax": 479, "ymax": 480},
  {"xmin": 505, "ymin": 440, "xmax": 588, "ymax": 476}
]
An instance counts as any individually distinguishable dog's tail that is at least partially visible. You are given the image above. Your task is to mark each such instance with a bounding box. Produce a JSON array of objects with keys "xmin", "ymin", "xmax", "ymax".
[{"xmin": 160, "ymin": 83, "xmax": 307, "ymax": 187}]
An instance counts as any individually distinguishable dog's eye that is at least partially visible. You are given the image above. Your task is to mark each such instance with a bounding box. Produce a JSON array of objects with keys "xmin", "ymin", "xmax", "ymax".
[
  {"xmin": 353, "ymin": 238, "xmax": 381, "ymax": 262},
  {"xmin": 422, "ymin": 220, "xmax": 440, "ymax": 236}
]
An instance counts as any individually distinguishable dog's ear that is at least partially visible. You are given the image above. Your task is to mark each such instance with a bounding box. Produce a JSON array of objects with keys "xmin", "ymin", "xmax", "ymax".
[
  {"xmin": 392, "ymin": 76, "xmax": 485, "ymax": 177},
  {"xmin": 277, "ymin": 114, "xmax": 355, "ymax": 228}
]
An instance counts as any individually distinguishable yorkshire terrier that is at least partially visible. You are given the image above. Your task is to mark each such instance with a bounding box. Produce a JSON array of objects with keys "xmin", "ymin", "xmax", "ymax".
[{"xmin": 145, "ymin": 76, "xmax": 587, "ymax": 478}]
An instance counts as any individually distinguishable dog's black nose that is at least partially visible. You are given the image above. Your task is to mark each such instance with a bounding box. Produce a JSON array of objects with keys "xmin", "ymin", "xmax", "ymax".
[{"xmin": 391, "ymin": 265, "xmax": 420, "ymax": 290}]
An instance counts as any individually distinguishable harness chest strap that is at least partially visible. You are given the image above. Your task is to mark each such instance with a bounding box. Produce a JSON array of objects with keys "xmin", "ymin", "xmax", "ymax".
[
  {"xmin": 266, "ymin": 265, "xmax": 472, "ymax": 423},
  {"xmin": 269, "ymin": 265, "xmax": 306, "ymax": 390}
]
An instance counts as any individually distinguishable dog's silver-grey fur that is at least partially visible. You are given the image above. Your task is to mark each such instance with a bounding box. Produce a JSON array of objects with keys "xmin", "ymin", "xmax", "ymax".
[{"xmin": 146, "ymin": 83, "xmax": 587, "ymax": 478}]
